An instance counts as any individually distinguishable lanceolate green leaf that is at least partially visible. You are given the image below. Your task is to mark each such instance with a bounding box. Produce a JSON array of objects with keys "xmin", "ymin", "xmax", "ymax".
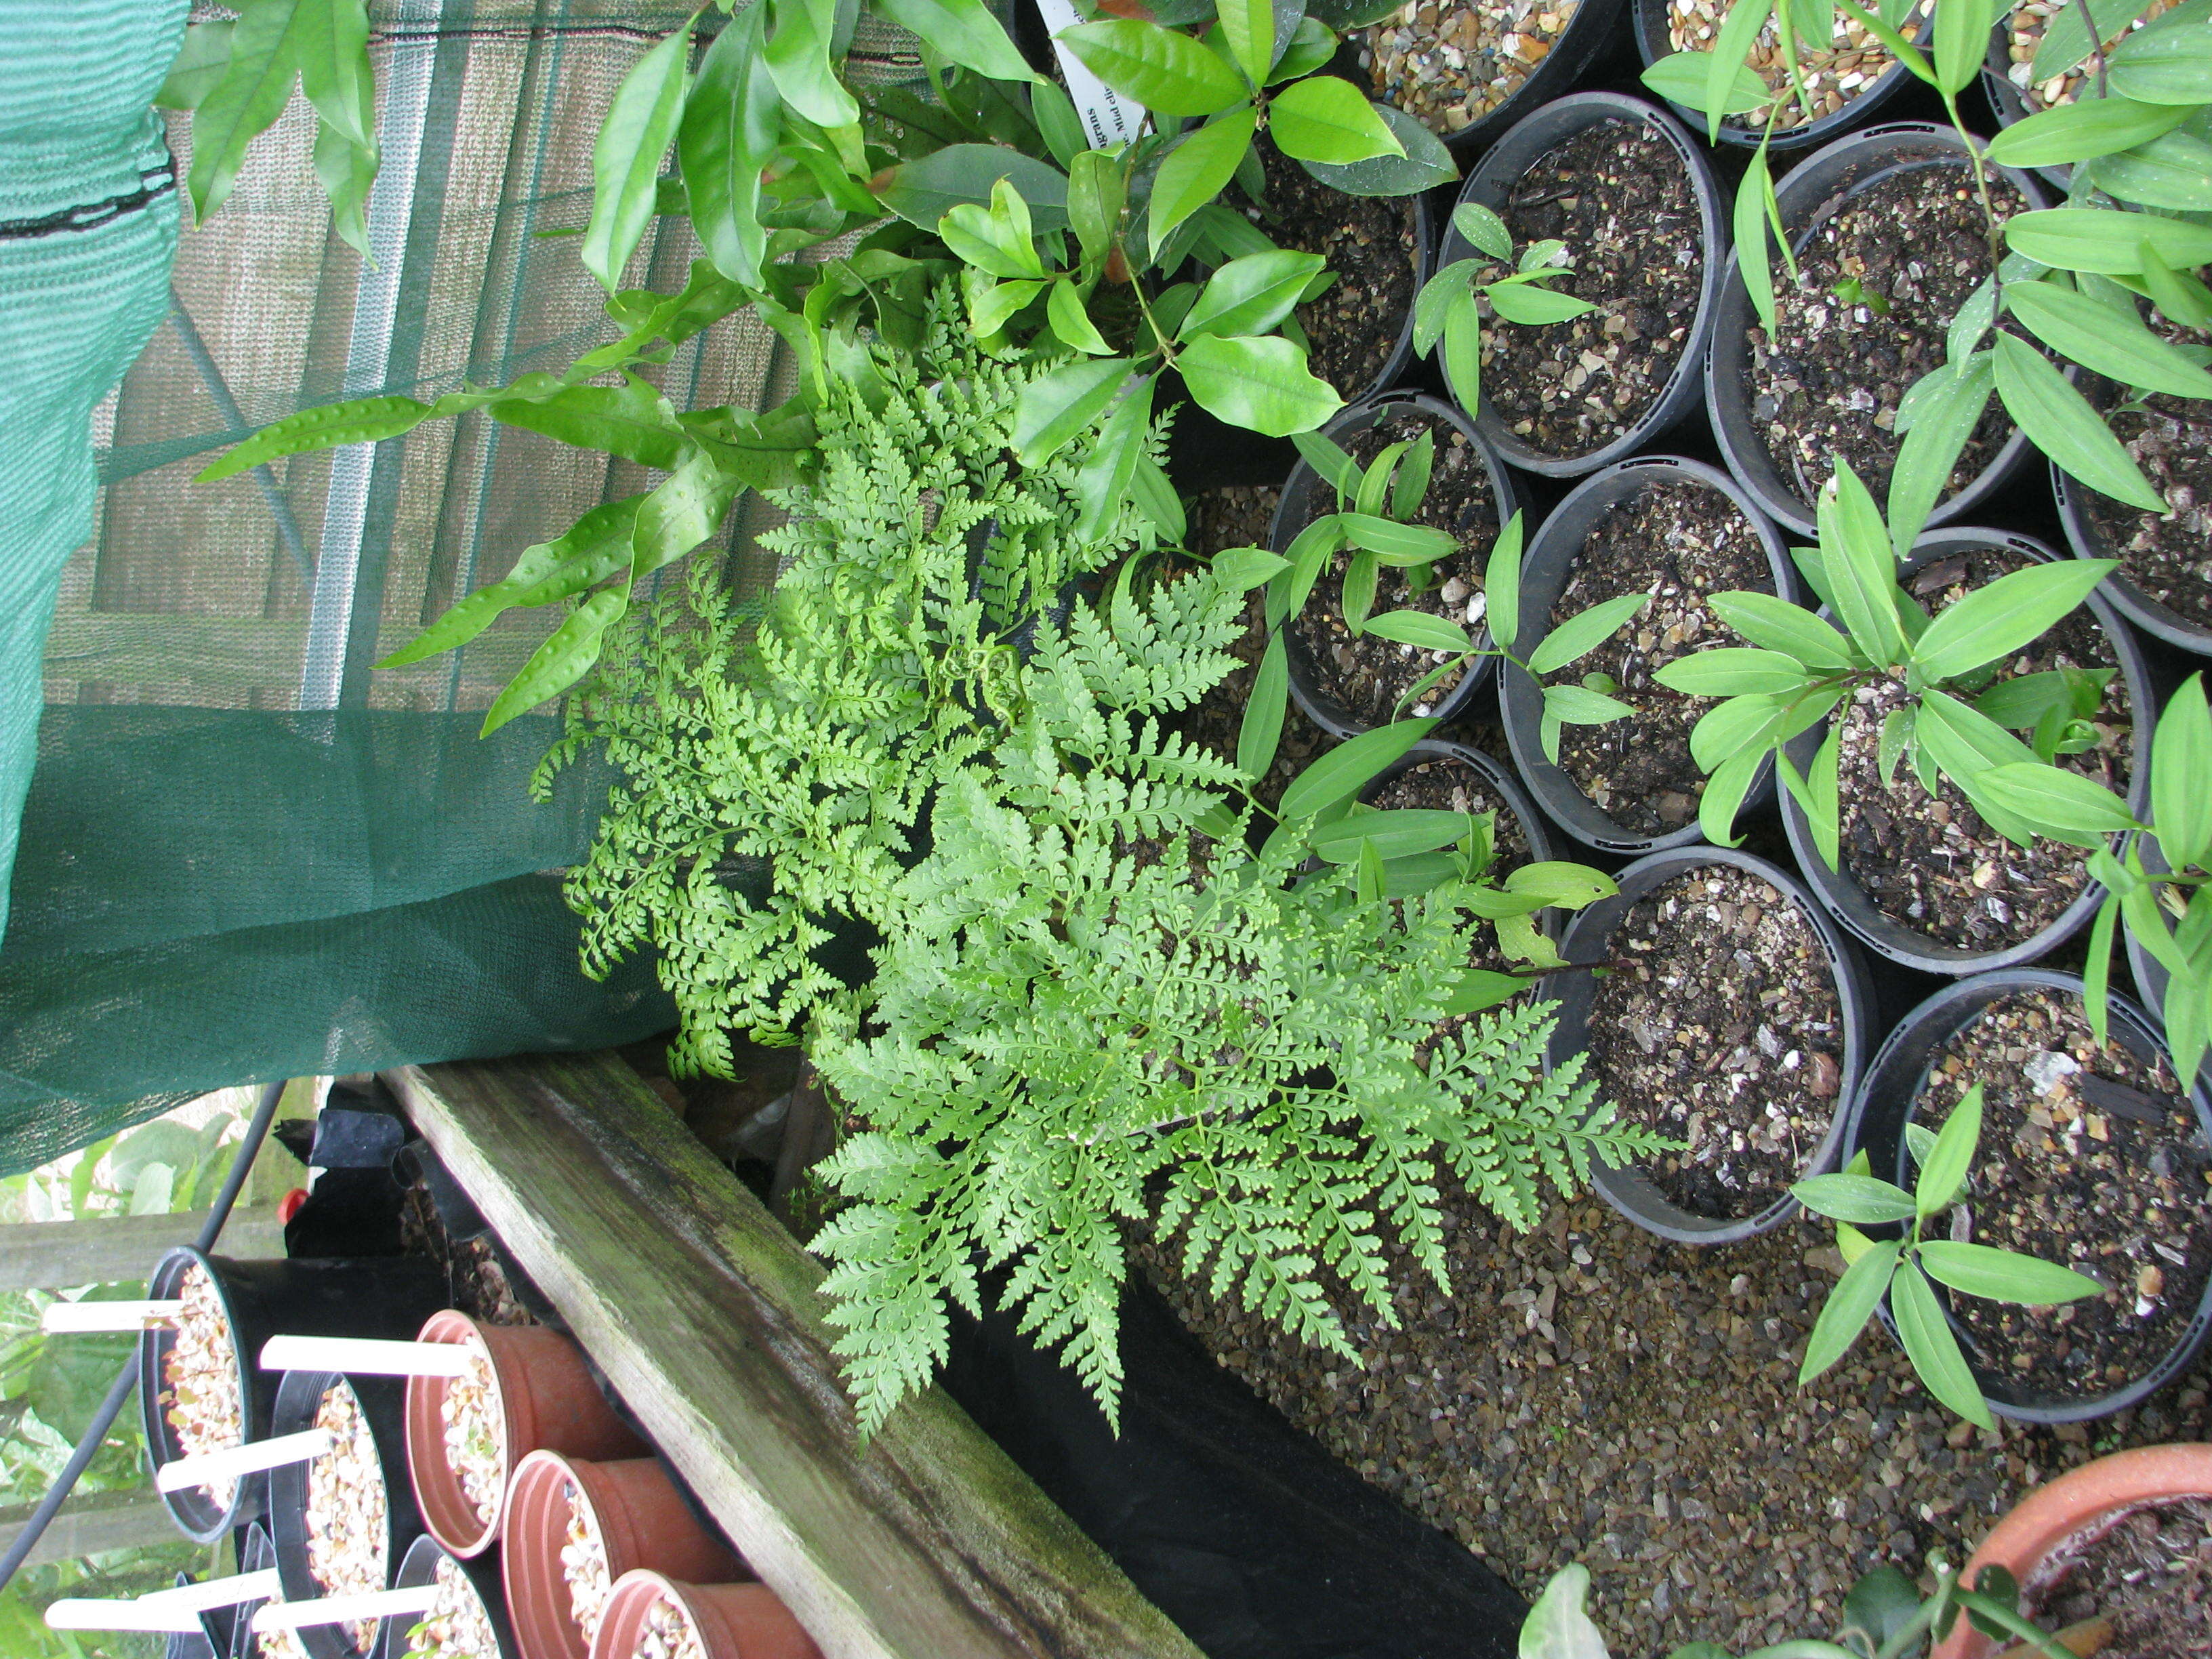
[
  {"xmin": 2005, "ymin": 207, "xmax": 2212, "ymax": 274},
  {"xmin": 1074, "ymin": 376, "xmax": 1154, "ymax": 538},
  {"xmin": 1910, "ymin": 556, "xmax": 2118, "ymax": 681},
  {"xmin": 312, "ymin": 119, "xmax": 377, "ymax": 258},
  {"xmin": 295, "ymin": 0, "xmax": 373, "ymax": 149},
  {"xmin": 1151, "ymin": 109, "xmax": 1259, "ymax": 248},
  {"xmin": 1699, "ymin": 741, "xmax": 1768, "ymax": 846},
  {"xmin": 1708, "ymin": 0, "xmax": 1777, "ymax": 139},
  {"xmin": 2108, "ymin": 18, "xmax": 2212, "ymax": 103},
  {"xmin": 1931, "ymin": 0, "xmax": 1998, "ymax": 93},
  {"xmin": 1653, "ymin": 647, "xmax": 1813, "ymax": 697},
  {"xmin": 1733, "ymin": 147, "xmax": 1779, "ymax": 330},
  {"xmin": 1057, "ymin": 20, "xmax": 1250, "ymax": 116},
  {"xmin": 1991, "ymin": 333, "xmax": 2168, "ymax": 514},
  {"xmin": 2004, "ymin": 279, "xmax": 2212, "ymax": 401},
  {"xmin": 763, "ymin": 0, "xmax": 859, "ymax": 128},
  {"xmin": 1277, "ymin": 718, "xmax": 1437, "ymax": 819},
  {"xmin": 1917, "ymin": 1241, "xmax": 2104, "ymax": 1305},
  {"xmin": 1176, "ymin": 333, "xmax": 1343, "ymax": 436},
  {"xmin": 1218, "ymin": 0, "xmax": 1277, "ymax": 85},
  {"xmin": 2087, "ymin": 131, "xmax": 2212, "ymax": 211},
  {"xmin": 1639, "ymin": 48, "xmax": 1771, "ymax": 115},
  {"xmin": 491, "ymin": 376, "xmax": 687, "ymax": 469},
  {"xmin": 872, "ymin": 0, "xmax": 1040, "ymax": 83},
  {"xmin": 1012, "ymin": 355, "xmax": 1134, "ymax": 464},
  {"xmin": 480, "ymin": 586, "xmax": 632, "ymax": 735},
  {"xmin": 1914, "ymin": 1082, "xmax": 1981, "ymax": 1217},
  {"xmin": 1797, "ymin": 1239, "xmax": 1901, "ymax": 1382},
  {"xmin": 2153, "ymin": 675, "xmax": 2212, "ymax": 872},
  {"xmin": 157, "ymin": 20, "xmax": 237, "ymax": 110},
  {"xmin": 1708, "ymin": 591, "xmax": 1859, "ymax": 668},
  {"xmin": 1889, "ymin": 1258, "xmax": 1992, "ymax": 1429},
  {"xmin": 189, "ymin": 0, "xmax": 310, "ymax": 224},
  {"xmin": 1527, "ymin": 592, "xmax": 1647, "ymax": 676},
  {"xmin": 680, "ymin": 5, "xmax": 780, "ymax": 287},
  {"xmin": 1239, "ymin": 631, "xmax": 1290, "ymax": 781},
  {"xmin": 878, "ymin": 145, "xmax": 1071, "ymax": 234},
  {"xmin": 1486, "ymin": 511, "xmax": 1523, "ymax": 655},
  {"xmin": 1364, "ymin": 610, "xmax": 1471, "ymax": 652},
  {"xmin": 1487, "ymin": 280, "xmax": 1598, "ymax": 325},
  {"xmin": 1311, "ymin": 809, "xmax": 1486, "ymax": 863},
  {"xmin": 1793, "ymin": 1171, "xmax": 1919, "ymax": 1224},
  {"xmin": 1269, "ymin": 77, "xmax": 1403, "ymax": 165},
  {"xmin": 1452, "ymin": 201, "xmax": 1512, "ymax": 261},
  {"xmin": 1819, "ymin": 461, "xmax": 1905, "ymax": 666},
  {"xmin": 1971, "ymin": 762, "xmax": 2136, "ymax": 847},
  {"xmin": 583, "ymin": 21, "xmax": 693, "ymax": 292},
  {"xmin": 1887, "ymin": 352, "xmax": 1993, "ymax": 557},
  {"xmin": 198, "ymin": 388, "xmax": 504, "ymax": 481},
  {"xmin": 1982, "ymin": 93, "xmax": 2192, "ymax": 167}
]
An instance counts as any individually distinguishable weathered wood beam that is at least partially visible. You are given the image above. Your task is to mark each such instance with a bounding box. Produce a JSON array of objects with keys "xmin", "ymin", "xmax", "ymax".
[
  {"xmin": 0, "ymin": 1208, "xmax": 286, "ymax": 1292},
  {"xmin": 385, "ymin": 1052, "xmax": 1200, "ymax": 1659}
]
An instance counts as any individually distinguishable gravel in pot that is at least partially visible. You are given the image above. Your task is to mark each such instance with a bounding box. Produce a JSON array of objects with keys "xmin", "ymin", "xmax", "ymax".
[
  {"xmin": 271, "ymin": 1368, "xmax": 423, "ymax": 1659},
  {"xmin": 1269, "ymin": 393, "xmax": 1516, "ymax": 737},
  {"xmin": 1707, "ymin": 124, "xmax": 2049, "ymax": 537},
  {"xmin": 375, "ymin": 1536, "xmax": 513, "ymax": 1659},
  {"xmin": 1636, "ymin": 0, "xmax": 1934, "ymax": 147},
  {"xmin": 1547, "ymin": 844, "xmax": 1876, "ymax": 1242},
  {"xmin": 595, "ymin": 1572, "xmax": 819, "ymax": 1659},
  {"xmin": 1500, "ymin": 456, "xmax": 1795, "ymax": 852},
  {"xmin": 2053, "ymin": 327, "xmax": 2212, "ymax": 656},
  {"xmin": 2020, "ymin": 1494, "xmax": 2212, "ymax": 1656},
  {"xmin": 161, "ymin": 1258, "xmax": 248, "ymax": 1519},
  {"xmin": 1233, "ymin": 136, "xmax": 1430, "ymax": 407},
  {"xmin": 1780, "ymin": 530, "xmax": 2150, "ymax": 975},
  {"xmin": 1436, "ymin": 94, "xmax": 1723, "ymax": 476},
  {"xmin": 1985, "ymin": 0, "xmax": 2188, "ymax": 172},
  {"xmin": 1846, "ymin": 970, "xmax": 2212, "ymax": 1422},
  {"xmin": 1356, "ymin": 0, "xmax": 1629, "ymax": 148}
]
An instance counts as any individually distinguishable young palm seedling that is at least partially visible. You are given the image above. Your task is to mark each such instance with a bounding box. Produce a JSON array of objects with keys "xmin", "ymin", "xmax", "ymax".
[
  {"xmin": 1652, "ymin": 459, "xmax": 2119, "ymax": 857},
  {"xmin": 1791, "ymin": 1084, "xmax": 2104, "ymax": 1429},
  {"xmin": 1412, "ymin": 201, "xmax": 1602, "ymax": 413}
]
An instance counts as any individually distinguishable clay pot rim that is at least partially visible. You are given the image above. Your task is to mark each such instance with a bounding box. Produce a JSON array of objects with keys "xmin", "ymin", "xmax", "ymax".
[
  {"xmin": 590, "ymin": 1570, "xmax": 691, "ymax": 1659},
  {"xmin": 406, "ymin": 1311, "xmax": 506, "ymax": 1558},
  {"xmin": 1932, "ymin": 1442, "xmax": 2212, "ymax": 1659}
]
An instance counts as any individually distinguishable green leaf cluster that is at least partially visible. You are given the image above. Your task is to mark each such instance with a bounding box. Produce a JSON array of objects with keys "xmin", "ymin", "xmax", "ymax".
[{"xmin": 1414, "ymin": 202, "xmax": 1601, "ymax": 415}]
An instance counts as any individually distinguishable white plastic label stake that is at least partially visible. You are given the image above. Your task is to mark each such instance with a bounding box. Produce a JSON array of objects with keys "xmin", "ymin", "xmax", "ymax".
[
  {"xmin": 253, "ymin": 1585, "xmax": 440, "ymax": 1632},
  {"xmin": 141, "ymin": 1570, "xmax": 285, "ymax": 1612},
  {"xmin": 1034, "ymin": 0, "xmax": 1148, "ymax": 148},
  {"xmin": 155, "ymin": 1428, "xmax": 332, "ymax": 1493},
  {"xmin": 259, "ymin": 1335, "xmax": 477, "ymax": 1377},
  {"xmin": 41, "ymin": 1299, "xmax": 181, "ymax": 1333},
  {"xmin": 45, "ymin": 1599, "xmax": 204, "ymax": 1633}
]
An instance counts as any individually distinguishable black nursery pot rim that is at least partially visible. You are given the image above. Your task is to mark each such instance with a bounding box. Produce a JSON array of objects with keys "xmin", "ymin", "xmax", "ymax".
[
  {"xmin": 1544, "ymin": 842, "xmax": 1879, "ymax": 1244},
  {"xmin": 1398, "ymin": 0, "xmax": 1634, "ymax": 155},
  {"xmin": 1778, "ymin": 527, "xmax": 2155, "ymax": 976},
  {"xmin": 1266, "ymin": 390, "xmax": 1519, "ymax": 740},
  {"xmin": 1437, "ymin": 93, "xmax": 1727, "ymax": 478},
  {"xmin": 269, "ymin": 1366, "xmax": 426, "ymax": 1659},
  {"xmin": 1631, "ymin": 0, "xmax": 1933, "ymax": 150},
  {"xmin": 1839, "ymin": 966, "xmax": 2212, "ymax": 1423},
  {"xmin": 1703, "ymin": 122, "xmax": 2052, "ymax": 539},
  {"xmin": 1498, "ymin": 454, "xmax": 1797, "ymax": 853},
  {"xmin": 2052, "ymin": 464, "xmax": 2212, "ymax": 659},
  {"xmin": 141, "ymin": 1246, "xmax": 266, "ymax": 1543},
  {"xmin": 371, "ymin": 1533, "xmax": 518, "ymax": 1659},
  {"xmin": 230, "ymin": 1522, "xmax": 277, "ymax": 1659}
]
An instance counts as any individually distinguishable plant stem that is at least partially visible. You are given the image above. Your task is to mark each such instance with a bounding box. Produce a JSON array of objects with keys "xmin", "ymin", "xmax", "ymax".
[
  {"xmin": 1942, "ymin": 91, "xmax": 2009, "ymax": 300},
  {"xmin": 1124, "ymin": 259, "xmax": 1179, "ymax": 366},
  {"xmin": 2076, "ymin": 0, "xmax": 2112, "ymax": 100}
]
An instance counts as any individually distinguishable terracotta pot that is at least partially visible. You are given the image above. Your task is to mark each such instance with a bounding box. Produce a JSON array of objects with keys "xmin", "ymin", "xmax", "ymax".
[
  {"xmin": 405, "ymin": 1311, "xmax": 647, "ymax": 1557},
  {"xmin": 504, "ymin": 1450, "xmax": 745, "ymax": 1659},
  {"xmin": 1932, "ymin": 1443, "xmax": 2212, "ymax": 1659},
  {"xmin": 590, "ymin": 1571, "xmax": 819, "ymax": 1659}
]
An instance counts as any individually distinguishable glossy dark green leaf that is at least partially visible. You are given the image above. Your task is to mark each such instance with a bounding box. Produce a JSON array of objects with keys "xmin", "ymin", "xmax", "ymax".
[
  {"xmin": 1012, "ymin": 354, "xmax": 1134, "ymax": 463},
  {"xmin": 764, "ymin": 0, "xmax": 859, "ymax": 128},
  {"xmin": 1183, "ymin": 248, "xmax": 1326, "ymax": 340},
  {"xmin": 880, "ymin": 144, "xmax": 1070, "ymax": 233},
  {"xmin": 1057, "ymin": 19, "xmax": 1249, "ymax": 115},
  {"xmin": 1176, "ymin": 333, "xmax": 1343, "ymax": 436},
  {"xmin": 875, "ymin": 0, "xmax": 1039, "ymax": 81},
  {"xmin": 1270, "ymin": 76, "xmax": 1402, "ymax": 164},
  {"xmin": 583, "ymin": 21, "xmax": 693, "ymax": 291},
  {"xmin": 1151, "ymin": 108, "xmax": 1259, "ymax": 247}
]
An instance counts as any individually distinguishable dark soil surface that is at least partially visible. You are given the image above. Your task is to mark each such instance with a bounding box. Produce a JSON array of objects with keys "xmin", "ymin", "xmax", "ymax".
[
  {"xmin": 2078, "ymin": 316, "xmax": 2212, "ymax": 634},
  {"xmin": 1583, "ymin": 865, "xmax": 1848, "ymax": 1219},
  {"xmin": 1176, "ymin": 486, "xmax": 1328, "ymax": 808},
  {"xmin": 1542, "ymin": 479, "xmax": 1776, "ymax": 837},
  {"xmin": 1831, "ymin": 544, "xmax": 2134, "ymax": 953},
  {"xmin": 1248, "ymin": 138, "xmax": 1420, "ymax": 402},
  {"xmin": 2028, "ymin": 1495, "xmax": 2212, "ymax": 1659},
  {"xmin": 1912, "ymin": 987, "xmax": 2212, "ymax": 1404},
  {"xmin": 1139, "ymin": 1191, "xmax": 2212, "ymax": 1657},
  {"xmin": 1484, "ymin": 117, "xmax": 1704, "ymax": 459},
  {"xmin": 1746, "ymin": 161, "xmax": 2025, "ymax": 509},
  {"xmin": 1369, "ymin": 752, "xmax": 1532, "ymax": 983},
  {"xmin": 1285, "ymin": 411, "xmax": 1500, "ymax": 731}
]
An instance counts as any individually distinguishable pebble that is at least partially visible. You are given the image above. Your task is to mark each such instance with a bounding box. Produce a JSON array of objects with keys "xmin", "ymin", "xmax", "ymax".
[
  {"xmin": 406, "ymin": 1556, "xmax": 501, "ymax": 1659},
  {"xmin": 632, "ymin": 1593, "xmax": 709, "ymax": 1659},
  {"xmin": 560, "ymin": 1476, "xmax": 615, "ymax": 1646},
  {"xmin": 441, "ymin": 1343, "xmax": 505, "ymax": 1524},
  {"xmin": 1358, "ymin": 0, "xmax": 1582, "ymax": 134},
  {"xmin": 1666, "ymin": 0, "xmax": 1929, "ymax": 130},
  {"xmin": 162, "ymin": 1263, "xmax": 244, "ymax": 1511},
  {"xmin": 304, "ymin": 1380, "xmax": 389, "ymax": 1654}
]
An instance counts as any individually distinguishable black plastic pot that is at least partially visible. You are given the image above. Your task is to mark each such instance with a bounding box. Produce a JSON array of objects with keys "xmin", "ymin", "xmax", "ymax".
[
  {"xmin": 140, "ymin": 1249, "xmax": 447, "ymax": 1542},
  {"xmin": 1839, "ymin": 967, "xmax": 2212, "ymax": 1422},
  {"xmin": 371, "ymin": 1534, "xmax": 519, "ymax": 1659},
  {"xmin": 1267, "ymin": 391, "xmax": 1519, "ymax": 739},
  {"xmin": 1390, "ymin": 0, "xmax": 1633, "ymax": 157},
  {"xmin": 1498, "ymin": 455, "xmax": 1797, "ymax": 853},
  {"xmin": 1779, "ymin": 528, "xmax": 2155, "ymax": 975},
  {"xmin": 1544, "ymin": 843, "xmax": 1879, "ymax": 1242},
  {"xmin": 269, "ymin": 1367, "xmax": 427, "ymax": 1659},
  {"xmin": 230, "ymin": 1523, "xmax": 278, "ymax": 1659},
  {"xmin": 2053, "ymin": 464, "xmax": 2212, "ymax": 658},
  {"xmin": 1633, "ymin": 0, "xmax": 1933, "ymax": 150},
  {"xmin": 164, "ymin": 1571, "xmax": 221, "ymax": 1659},
  {"xmin": 1434, "ymin": 94, "xmax": 1725, "ymax": 477},
  {"xmin": 1705, "ymin": 123, "xmax": 2051, "ymax": 538}
]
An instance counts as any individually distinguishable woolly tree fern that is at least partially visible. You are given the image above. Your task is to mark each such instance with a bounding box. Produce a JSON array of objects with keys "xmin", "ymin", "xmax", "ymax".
[
  {"xmin": 539, "ymin": 310, "xmax": 1162, "ymax": 1072},
  {"xmin": 809, "ymin": 590, "xmax": 1670, "ymax": 1435}
]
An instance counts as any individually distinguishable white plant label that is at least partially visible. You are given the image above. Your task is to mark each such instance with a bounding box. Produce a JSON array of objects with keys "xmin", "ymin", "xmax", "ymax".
[
  {"xmin": 1035, "ymin": 0, "xmax": 1148, "ymax": 148},
  {"xmin": 41, "ymin": 1299, "xmax": 181, "ymax": 1333},
  {"xmin": 258, "ymin": 1334, "xmax": 476, "ymax": 1377},
  {"xmin": 155, "ymin": 1427, "xmax": 333, "ymax": 1492}
]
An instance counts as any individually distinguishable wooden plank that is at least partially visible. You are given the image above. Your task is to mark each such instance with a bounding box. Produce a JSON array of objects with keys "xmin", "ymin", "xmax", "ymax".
[
  {"xmin": 0, "ymin": 1208, "xmax": 286, "ymax": 1293},
  {"xmin": 0, "ymin": 1493, "xmax": 185, "ymax": 1568},
  {"xmin": 385, "ymin": 1053, "xmax": 1201, "ymax": 1659}
]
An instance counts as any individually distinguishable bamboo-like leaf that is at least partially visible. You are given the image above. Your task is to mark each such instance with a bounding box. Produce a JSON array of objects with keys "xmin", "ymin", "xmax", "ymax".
[
  {"xmin": 583, "ymin": 21, "xmax": 693, "ymax": 292},
  {"xmin": 1278, "ymin": 718, "xmax": 1438, "ymax": 819},
  {"xmin": 1889, "ymin": 1259, "xmax": 1993, "ymax": 1429},
  {"xmin": 1239, "ymin": 632, "xmax": 1290, "ymax": 781},
  {"xmin": 1917, "ymin": 1241, "xmax": 2104, "ymax": 1305},
  {"xmin": 1984, "ymin": 93, "xmax": 2191, "ymax": 167},
  {"xmin": 2152, "ymin": 674, "xmax": 2212, "ymax": 872},
  {"xmin": 1887, "ymin": 352, "xmax": 1992, "ymax": 558},
  {"xmin": 1914, "ymin": 1082, "xmax": 1982, "ymax": 1218},
  {"xmin": 1818, "ymin": 461, "xmax": 1905, "ymax": 666},
  {"xmin": 1733, "ymin": 146, "xmax": 1779, "ymax": 330},
  {"xmin": 1794, "ymin": 1172, "xmax": 1919, "ymax": 1224},
  {"xmin": 1910, "ymin": 556, "xmax": 2118, "ymax": 681},
  {"xmin": 1969, "ymin": 762, "xmax": 2136, "ymax": 848},
  {"xmin": 1797, "ymin": 1240, "xmax": 1902, "ymax": 1381},
  {"xmin": 1527, "ymin": 593, "xmax": 1648, "ymax": 676},
  {"xmin": 1992, "ymin": 333, "xmax": 2168, "ymax": 514},
  {"xmin": 1364, "ymin": 610, "xmax": 1471, "ymax": 652},
  {"xmin": 2005, "ymin": 278, "xmax": 2212, "ymax": 401},
  {"xmin": 1486, "ymin": 510, "xmax": 1523, "ymax": 655}
]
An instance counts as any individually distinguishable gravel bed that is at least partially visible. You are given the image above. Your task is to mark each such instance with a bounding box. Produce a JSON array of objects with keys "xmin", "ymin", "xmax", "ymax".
[
  {"xmin": 631, "ymin": 1593, "xmax": 708, "ymax": 1659},
  {"xmin": 440, "ymin": 1341, "xmax": 504, "ymax": 1528},
  {"xmin": 1359, "ymin": 0, "xmax": 1582, "ymax": 136},
  {"xmin": 1140, "ymin": 1194, "xmax": 2212, "ymax": 1655},
  {"xmin": 2002, "ymin": 0, "xmax": 2183, "ymax": 110},
  {"xmin": 304, "ymin": 1380, "xmax": 390, "ymax": 1654},
  {"xmin": 560, "ymin": 1475, "xmax": 615, "ymax": 1650},
  {"xmin": 1666, "ymin": 0, "xmax": 1928, "ymax": 131},
  {"xmin": 163, "ymin": 1261, "xmax": 245, "ymax": 1511},
  {"xmin": 403, "ymin": 1556, "xmax": 501, "ymax": 1659}
]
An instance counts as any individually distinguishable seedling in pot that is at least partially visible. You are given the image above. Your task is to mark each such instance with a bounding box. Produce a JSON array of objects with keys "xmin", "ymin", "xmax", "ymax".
[
  {"xmin": 1653, "ymin": 459, "xmax": 2121, "ymax": 859},
  {"xmin": 1791, "ymin": 1083, "xmax": 2104, "ymax": 1429},
  {"xmin": 1414, "ymin": 201, "xmax": 1600, "ymax": 413},
  {"xmin": 403, "ymin": 1559, "xmax": 501, "ymax": 1659}
]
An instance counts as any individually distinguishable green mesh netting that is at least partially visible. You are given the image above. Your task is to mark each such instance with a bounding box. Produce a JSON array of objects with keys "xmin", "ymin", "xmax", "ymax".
[{"xmin": 0, "ymin": 0, "xmax": 912, "ymax": 1171}]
